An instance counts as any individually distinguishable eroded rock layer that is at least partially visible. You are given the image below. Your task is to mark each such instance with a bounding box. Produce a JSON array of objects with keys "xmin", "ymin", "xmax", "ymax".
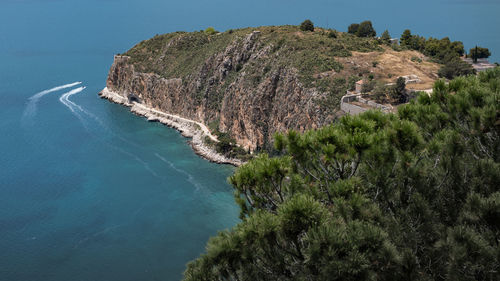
[{"xmin": 106, "ymin": 31, "xmax": 345, "ymax": 150}]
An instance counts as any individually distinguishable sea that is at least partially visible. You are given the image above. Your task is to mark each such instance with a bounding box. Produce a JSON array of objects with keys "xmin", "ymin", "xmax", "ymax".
[{"xmin": 0, "ymin": 0, "xmax": 498, "ymax": 280}]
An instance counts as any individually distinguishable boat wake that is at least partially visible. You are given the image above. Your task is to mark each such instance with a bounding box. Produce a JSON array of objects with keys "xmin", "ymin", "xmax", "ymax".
[
  {"xmin": 113, "ymin": 145, "xmax": 160, "ymax": 178},
  {"xmin": 58, "ymin": 87, "xmax": 160, "ymax": 178},
  {"xmin": 59, "ymin": 86, "xmax": 87, "ymax": 125},
  {"xmin": 155, "ymin": 153, "xmax": 204, "ymax": 190},
  {"xmin": 22, "ymin": 81, "xmax": 82, "ymax": 120},
  {"xmin": 61, "ymin": 88, "xmax": 142, "ymax": 149}
]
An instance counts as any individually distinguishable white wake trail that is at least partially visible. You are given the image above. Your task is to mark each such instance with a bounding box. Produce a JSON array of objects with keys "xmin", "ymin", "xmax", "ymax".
[
  {"xmin": 58, "ymin": 88, "xmax": 159, "ymax": 178},
  {"xmin": 59, "ymin": 86, "xmax": 88, "ymax": 127},
  {"xmin": 23, "ymin": 81, "xmax": 82, "ymax": 119},
  {"xmin": 155, "ymin": 153, "xmax": 204, "ymax": 190},
  {"xmin": 60, "ymin": 92, "xmax": 142, "ymax": 150},
  {"xmin": 112, "ymin": 145, "xmax": 160, "ymax": 178},
  {"xmin": 59, "ymin": 86, "xmax": 86, "ymax": 112}
]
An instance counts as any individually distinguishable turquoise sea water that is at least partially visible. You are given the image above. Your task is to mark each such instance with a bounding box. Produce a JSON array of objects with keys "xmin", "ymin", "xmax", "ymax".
[{"xmin": 1, "ymin": 1, "xmax": 499, "ymax": 280}]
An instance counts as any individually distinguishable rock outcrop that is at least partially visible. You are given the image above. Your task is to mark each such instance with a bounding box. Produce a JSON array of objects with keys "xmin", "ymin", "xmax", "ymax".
[
  {"xmin": 105, "ymin": 30, "xmax": 337, "ymax": 152},
  {"xmin": 99, "ymin": 87, "xmax": 243, "ymax": 166}
]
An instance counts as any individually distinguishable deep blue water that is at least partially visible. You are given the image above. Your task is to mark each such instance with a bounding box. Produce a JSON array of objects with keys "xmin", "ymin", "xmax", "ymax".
[{"xmin": 1, "ymin": 1, "xmax": 498, "ymax": 280}]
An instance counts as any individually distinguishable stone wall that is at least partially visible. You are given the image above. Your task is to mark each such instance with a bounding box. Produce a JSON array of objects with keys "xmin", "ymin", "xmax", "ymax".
[
  {"xmin": 340, "ymin": 92, "xmax": 392, "ymax": 115},
  {"xmin": 340, "ymin": 101, "xmax": 368, "ymax": 115}
]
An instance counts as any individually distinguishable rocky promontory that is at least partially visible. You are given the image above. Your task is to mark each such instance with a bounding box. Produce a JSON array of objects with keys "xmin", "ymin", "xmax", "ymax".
[{"xmin": 101, "ymin": 25, "xmax": 440, "ymax": 162}]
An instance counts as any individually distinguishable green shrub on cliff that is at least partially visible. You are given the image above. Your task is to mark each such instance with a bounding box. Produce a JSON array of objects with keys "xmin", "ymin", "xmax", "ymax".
[
  {"xmin": 380, "ymin": 29, "xmax": 391, "ymax": 45},
  {"xmin": 123, "ymin": 25, "xmax": 382, "ymax": 143},
  {"xmin": 204, "ymin": 27, "xmax": 218, "ymax": 35},
  {"xmin": 299, "ymin": 19, "xmax": 314, "ymax": 32},
  {"xmin": 203, "ymin": 130, "xmax": 252, "ymax": 161},
  {"xmin": 399, "ymin": 29, "xmax": 475, "ymax": 79},
  {"xmin": 124, "ymin": 25, "xmax": 381, "ymax": 92},
  {"xmin": 183, "ymin": 68, "xmax": 500, "ymax": 281},
  {"xmin": 469, "ymin": 46, "xmax": 491, "ymax": 62},
  {"xmin": 438, "ymin": 58, "xmax": 475, "ymax": 79},
  {"xmin": 327, "ymin": 29, "xmax": 337, "ymax": 38},
  {"xmin": 348, "ymin": 20, "xmax": 376, "ymax": 37},
  {"xmin": 347, "ymin": 23, "xmax": 359, "ymax": 34}
]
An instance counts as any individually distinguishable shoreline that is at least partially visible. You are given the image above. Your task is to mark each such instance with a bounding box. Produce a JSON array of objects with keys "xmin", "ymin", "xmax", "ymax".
[{"xmin": 98, "ymin": 87, "xmax": 243, "ymax": 166}]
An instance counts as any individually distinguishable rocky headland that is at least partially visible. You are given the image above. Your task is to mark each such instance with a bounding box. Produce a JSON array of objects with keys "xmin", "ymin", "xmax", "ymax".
[{"xmin": 101, "ymin": 25, "xmax": 440, "ymax": 164}]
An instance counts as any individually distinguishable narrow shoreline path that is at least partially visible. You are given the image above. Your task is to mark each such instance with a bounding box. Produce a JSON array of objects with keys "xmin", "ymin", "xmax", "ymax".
[
  {"xmin": 99, "ymin": 87, "xmax": 243, "ymax": 166},
  {"xmin": 133, "ymin": 102, "xmax": 219, "ymax": 142}
]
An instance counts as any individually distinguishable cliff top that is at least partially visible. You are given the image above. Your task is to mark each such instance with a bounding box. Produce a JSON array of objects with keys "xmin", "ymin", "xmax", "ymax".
[
  {"xmin": 109, "ymin": 25, "xmax": 444, "ymax": 156},
  {"xmin": 123, "ymin": 25, "xmax": 440, "ymax": 94}
]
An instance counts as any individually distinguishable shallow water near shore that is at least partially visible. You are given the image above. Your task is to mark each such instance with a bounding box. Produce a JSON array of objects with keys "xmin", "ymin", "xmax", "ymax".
[
  {"xmin": 2, "ymin": 82, "xmax": 240, "ymax": 280},
  {"xmin": 1, "ymin": 0, "xmax": 499, "ymax": 280}
]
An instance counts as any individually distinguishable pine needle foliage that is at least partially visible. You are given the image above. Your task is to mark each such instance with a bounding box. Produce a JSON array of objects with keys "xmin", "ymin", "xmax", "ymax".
[{"xmin": 183, "ymin": 68, "xmax": 500, "ymax": 281}]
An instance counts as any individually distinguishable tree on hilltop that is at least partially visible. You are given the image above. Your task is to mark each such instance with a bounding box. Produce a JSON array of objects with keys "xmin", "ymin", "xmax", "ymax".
[
  {"xmin": 204, "ymin": 27, "xmax": 218, "ymax": 35},
  {"xmin": 348, "ymin": 21, "xmax": 376, "ymax": 37},
  {"xmin": 400, "ymin": 29, "xmax": 412, "ymax": 46},
  {"xmin": 347, "ymin": 23, "xmax": 359, "ymax": 34},
  {"xmin": 381, "ymin": 29, "xmax": 391, "ymax": 44},
  {"xmin": 300, "ymin": 19, "xmax": 314, "ymax": 32},
  {"xmin": 356, "ymin": 20, "xmax": 376, "ymax": 37}
]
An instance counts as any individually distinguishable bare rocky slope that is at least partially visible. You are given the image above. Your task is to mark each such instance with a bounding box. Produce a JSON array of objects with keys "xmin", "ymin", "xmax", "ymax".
[{"xmin": 104, "ymin": 26, "xmax": 439, "ymax": 153}]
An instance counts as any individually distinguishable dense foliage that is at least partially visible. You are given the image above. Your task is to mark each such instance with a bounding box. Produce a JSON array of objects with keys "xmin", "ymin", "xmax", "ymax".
[
  {"xmin": 438, "ymin": 59, "xmax": 477, "ymax": 79},
  {"xmin": 184, "ymin": 68, "xmax": 500, "ymax": 281},
  {"xmin": 392, "ymin": 76, "xmax": 407, "ymax": 103},
  {"xmin": 469, "ymin": 46, "xmax": 491, "ymax": 62},
  {"xmin": 203, "ymin": 124, "xmax": 252, "ymax": 161},
  {"xmin": 399, "ymin": 29, "xmax": 475, "ymax": 79},
  {"xmin": 205, "ymin": 27, "xmax": 218, "ymax": 35},
  {"xmin": 347, "ymin": 21, "xmax": 376, "ymax": 37},
  {"xmin": 300, "ymin": 20, "xmax": 315, "ymax": 32},
  {"xmin": 380, "ymin": 30, "xmax": 391, "ymax": 45},
  {"xmin": 347, "ymin": 23, "xmax": 359, "ymax": 34}
]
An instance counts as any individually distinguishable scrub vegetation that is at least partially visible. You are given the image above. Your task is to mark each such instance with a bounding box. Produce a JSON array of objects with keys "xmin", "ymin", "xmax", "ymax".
[
  {"xmin": 398, "ymin": 29, "xmax": 476, "ymax": 79},
  {"xmin": 124, "ymin": 24, "xmax": 382, "ymax": 97}
]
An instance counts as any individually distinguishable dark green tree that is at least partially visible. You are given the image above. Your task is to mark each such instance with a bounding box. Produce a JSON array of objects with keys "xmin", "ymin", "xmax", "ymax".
[
  {"xmin": 407, "ymin": 34, "xmax": 426, "ymax": 51},
  {"xmin": 391, "ymin": 76, "xmax": 407, "ymax": 103},
  {"xmin": 400, "ymin": 29, "xmax": 412, "ymax": 46},
  {"xmin": 399, "ymin": 32, "xmax": 472, "ymax": 79},
  {"xmin": 184, "ymin": 67, "xmax": 500, "ymax": 281},
  {"xmin": 469, "ymin": 46, "xmax": 491, "ymax": 62},
  {"xmin": 215, "ymin": 133, "xmax": 234, "ymax": 155},
  {"xmin": 381, "ymin": 29, "xmax": 391, "ymax": 45},
  {"xmin": 356, "ymin": 21, "xmax": 376, "ymax": 37},
  {"xmin": 424, "ymin": 37, "xmax": 464, "ymax": 61},
  {"xmin": 400, "ymin": 32, "xmax": 465, "ymax": 63},
  {"xmin": 438, "ymin": 58, "xmax": 475, "ymax": 79},
  {"xmin": 347, "ymin": 23, "xmax": 359, "ymax": 34},
  {"xmin": 300, "ymin": 19, "xmax": 314, "ymax": 32}
]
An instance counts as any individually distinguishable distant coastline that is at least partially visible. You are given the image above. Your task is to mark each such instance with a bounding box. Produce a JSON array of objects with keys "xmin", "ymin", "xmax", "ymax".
[{"xmin": 99, "ymin": 87, "xmax": 243, "ymax": 166}]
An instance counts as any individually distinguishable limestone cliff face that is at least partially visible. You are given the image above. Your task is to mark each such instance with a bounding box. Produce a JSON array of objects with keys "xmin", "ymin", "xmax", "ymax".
[{"xmin": 106, "ymin": 31, "xmax": 337, "ymax": 151}]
